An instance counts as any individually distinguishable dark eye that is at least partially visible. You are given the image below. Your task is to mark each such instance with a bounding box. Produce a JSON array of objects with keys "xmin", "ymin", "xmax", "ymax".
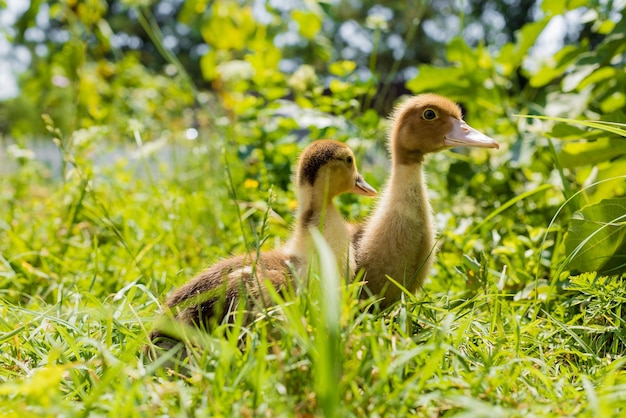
[
  {"xmin": 423, "ymin": 109, "xmax": 437, "ymax": 120},
  {"xmin": 346, "ymin": 156, "xmax": 353, "ymax": 165}
]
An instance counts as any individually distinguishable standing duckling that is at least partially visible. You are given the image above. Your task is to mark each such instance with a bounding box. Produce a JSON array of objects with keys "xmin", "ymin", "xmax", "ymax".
[
  {"xmin": 150, "ymin": 140, "xmax": 376, "ymax": 343},
  {"xmin": 355, "ymin": 94, "xmax": 499, "ymax": 307}
]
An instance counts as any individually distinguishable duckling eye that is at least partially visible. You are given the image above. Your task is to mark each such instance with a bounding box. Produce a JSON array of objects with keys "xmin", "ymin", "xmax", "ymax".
[
  {"xmin": 423, "ymin": 109, "xmax": 437, "ymax": 120},
  {"xmin": 346, "ymin": 156, "xmax": 353, "ymax": 166}
]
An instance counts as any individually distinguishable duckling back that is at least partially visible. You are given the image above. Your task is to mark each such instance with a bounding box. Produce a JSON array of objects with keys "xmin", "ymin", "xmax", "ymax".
[{"xmin": 148, "ymin": 139, "xmax": 375, "ymax": 352}]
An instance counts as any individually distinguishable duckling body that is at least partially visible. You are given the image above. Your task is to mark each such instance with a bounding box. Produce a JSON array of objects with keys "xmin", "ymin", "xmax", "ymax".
[
  {"xmin": 150, "ymin": 140, "xmax": 375, "ymax": 341},
  {"xmin": 355, "ymin": 94, "xmax": 499, "ymax": 307},
  {"xmin": 355, "ymin": 164, "xmax": 435, "ymax": 305}
]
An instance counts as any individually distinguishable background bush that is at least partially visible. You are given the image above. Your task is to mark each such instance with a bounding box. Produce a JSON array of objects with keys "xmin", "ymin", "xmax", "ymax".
[{"xmin": 1, "ymin": 0, "xmax": 625, "ymax": 415}]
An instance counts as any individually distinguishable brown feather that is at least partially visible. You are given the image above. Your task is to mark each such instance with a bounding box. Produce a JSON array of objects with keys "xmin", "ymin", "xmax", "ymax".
[{"xmin": 149, "ymin": 139, "xmax": 375, "ymax": 347}]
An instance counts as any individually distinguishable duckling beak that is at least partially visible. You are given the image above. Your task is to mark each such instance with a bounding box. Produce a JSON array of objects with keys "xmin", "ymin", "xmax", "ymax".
[
  {"xmin": 444, "ymin": 118, "xmax": 500, "ymax": 149},
  {"xmin": 353, "ymin": 174, "xmax": 377, "ymax": 196}
]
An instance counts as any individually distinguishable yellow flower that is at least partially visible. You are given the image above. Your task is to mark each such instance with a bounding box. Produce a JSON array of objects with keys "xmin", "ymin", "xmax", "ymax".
[
  {"xmin": 286, "ymin": 199, "xmax": 298, "ymax": 211},
  {"xmin": 243, "ymin": 178, "xmax": 259, "ymax": 189}
]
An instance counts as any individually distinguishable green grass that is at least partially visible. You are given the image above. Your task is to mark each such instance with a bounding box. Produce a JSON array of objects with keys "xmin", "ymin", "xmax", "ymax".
[
  {"xmin": 1, "ymin": 132, "xmax": 626, "ymax": 417},
  {"xmin": 3, "ymin": 0, "xmax": 626, "ymax": 415}
]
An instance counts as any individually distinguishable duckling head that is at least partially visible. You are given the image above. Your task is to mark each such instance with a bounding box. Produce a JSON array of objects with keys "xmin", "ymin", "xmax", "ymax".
[
  {"xmin": 297, "ymin": 139, "xmax": 377, "ymax": 203},
  {"xmin": 390, "ymin": 94, "xmax": 499, "ymax": 165}
]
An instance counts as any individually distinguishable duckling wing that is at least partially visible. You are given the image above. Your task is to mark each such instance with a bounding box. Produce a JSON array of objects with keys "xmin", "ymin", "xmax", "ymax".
[{"xmin": 166, "ymin": 250, "xmax": 295, "ymax": 328}]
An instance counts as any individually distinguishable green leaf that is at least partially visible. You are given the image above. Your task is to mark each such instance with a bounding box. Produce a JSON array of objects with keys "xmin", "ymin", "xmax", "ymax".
[
  {"xmin": 446, "ymin": 37, "xmax": 478, "ymax": 71},
  {"xmin": 601, "ymin": 92, "xmax": 626, "ymax": 114},
  {"xmin": 0, "ymin": 364, "xmax": 66, "ymax": 402},
  {"xmin": 329, "ymin": 60, "xmax": 356, "ymax": 77},
  {"xmin": 541, "ymin": 0, "xmax": 566, "ymax": 15},
  {"xmin": 329, "ymin": 79, "xmax": 349, "ymax": 94},
  {"xmin": 467, "ymin": 184, "xmax": 554, "ymax": 237},
  {"xmin": 546, "ymin": 123, "xmax": 596, "ymax": 141},
  {"xmin": 565, "ymin": 197, "xmax": 626, "ymax": 276},
  {"xmin": 201, "ymin": 3, "xmax": 257, "ymax": 50},
  {"xmin": 529, "ymin": 66, "xmax": 567, "ymax": 88},
  {"xmin": 406, "ymin": 65, "xmax": 471, "ymax": 94},
  {"xmin": 583, "ymin": 159, "xmax": 626, "ymax": 202},
  {"xmin": 513, "ymin": 18, "xmax": 551, "ymax": 63},
  {"xmin": 292, "ymin": 10, "xmax": 322, "ymax": 40},
  {"xmin": 562, "ymin": 64, "xmax": 598, "ymax": 92},
  {"xmin": 516, "ymin": 115, "xmax": 626, "ymax": 137},
  {"xmin": 560, "ymin": 138, "xmax": 626, "ymax": 167},
  {"xmin": 528, "ymin": 44, "xmax": 583, "ymax": 87},
  {"xmin": 498, "ymin": 17, "xmax": 550, "ymax": 76},
  {"xmin": 578, "ymin": 66, "xmax": 617, "ymax": 91},
  {"xmin": 199, "ymin": 50, "xmax": 218, "ymax": 80}
]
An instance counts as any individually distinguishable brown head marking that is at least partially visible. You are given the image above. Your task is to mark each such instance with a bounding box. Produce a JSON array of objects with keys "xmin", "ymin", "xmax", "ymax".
[{"xmin": 298, "ymin": 140, "xmax": 345, "ymax": 185}]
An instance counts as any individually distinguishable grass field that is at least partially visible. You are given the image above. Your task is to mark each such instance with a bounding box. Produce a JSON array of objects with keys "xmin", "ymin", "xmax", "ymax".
[
  {"xmin": 1, "ymin": 120, "xmax": 625, "ymax": 417},
  {"xmin": 3, "ymin": 1, "xmax": 626, "ymax": 415}
]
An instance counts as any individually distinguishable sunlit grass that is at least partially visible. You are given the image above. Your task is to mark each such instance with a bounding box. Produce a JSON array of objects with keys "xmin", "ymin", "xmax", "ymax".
[
  {"xmin": 2, "ymin": 115, "xmax": 626, "ymax": 416},
  {"xmin": 3, "ymin": 0, "xmax": 626, "ymax": 414}
]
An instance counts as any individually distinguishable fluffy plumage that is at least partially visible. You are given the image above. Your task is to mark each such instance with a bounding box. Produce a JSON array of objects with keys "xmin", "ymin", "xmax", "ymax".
[
  {"xmin": 150, "ymin": 140, "xmax": 376, "ymax": 344},
  {"xmin": 355, "ymin": 94, "xmax": 499, "ymax": 307}
]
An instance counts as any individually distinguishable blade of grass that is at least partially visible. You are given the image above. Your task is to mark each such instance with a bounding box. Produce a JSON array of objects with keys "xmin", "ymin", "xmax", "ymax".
[
  {"xmin": 309, "ymin": 228, "xmax": 342, "ymax": 418},
  {"xmin": 516, "ymin": 115, "xmax": 626, "ymax": 137},
  {"xmin": 467, "ymin": 183, "xmax": 553, "ymax": 237},
  {"xmin": 543, "ymin": 310, "xmax": 594, "ymax": 355}
]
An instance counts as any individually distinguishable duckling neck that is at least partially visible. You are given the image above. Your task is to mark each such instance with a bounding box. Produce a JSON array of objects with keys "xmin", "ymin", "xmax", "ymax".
[
  {"xmin": 382, "ymin": 162, "xmax": 434, "ymax": 239},
  {"xmin": 295, "ymin": 187, "xmax": 335, "ymax": 228},
  {"xmin": 289, "ymin": 189, "xmax": 352, "ymax": 275},
  {"xmin": 388, "ymin": 161, "xmax": 428, "ymax": 203},
  {"xmin": 358, "ymin": 160, "xmax": 435, "ymax": 301}
]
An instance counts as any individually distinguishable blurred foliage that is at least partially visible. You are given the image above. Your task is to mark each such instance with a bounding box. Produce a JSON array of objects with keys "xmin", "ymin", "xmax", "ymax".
[
  {"xmin": 566, "ymin": 197, "xmax": 626, "ymax": 276},
  {"xmin": 1, "ymin": 0, "xmax": 624, "ymax": 281},
  {"xmin": 2, "ymin": 1, "xmax": 626, "ymax": 415},
  {"xmin": 6, "ymin": 0, "xmax": 554, "ymax": 116}
]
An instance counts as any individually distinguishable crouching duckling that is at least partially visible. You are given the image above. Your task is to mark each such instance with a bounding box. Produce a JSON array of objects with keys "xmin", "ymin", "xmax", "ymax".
[{"xmin": 149, "ymin": 140, "xmax": 376, "ymax": 349}]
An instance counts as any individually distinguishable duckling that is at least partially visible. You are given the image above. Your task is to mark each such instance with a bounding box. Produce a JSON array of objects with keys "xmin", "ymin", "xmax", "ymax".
[
  {"xmin": 150, "ymin": 140, "xmax": 376, "ymax": 344},
  {"xmin": 355, "ymin": 94, "xmax": 499, "ymax": 307}
]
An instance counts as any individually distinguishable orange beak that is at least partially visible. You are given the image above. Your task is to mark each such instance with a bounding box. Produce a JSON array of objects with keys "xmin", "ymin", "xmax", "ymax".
[
  {"xmin": 444, "ymin": 118, "xmax": 500, "ymax": 149},
  {"xmin": 353, "ymin": 174, "xmax": 377, "ymax": 196}
]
